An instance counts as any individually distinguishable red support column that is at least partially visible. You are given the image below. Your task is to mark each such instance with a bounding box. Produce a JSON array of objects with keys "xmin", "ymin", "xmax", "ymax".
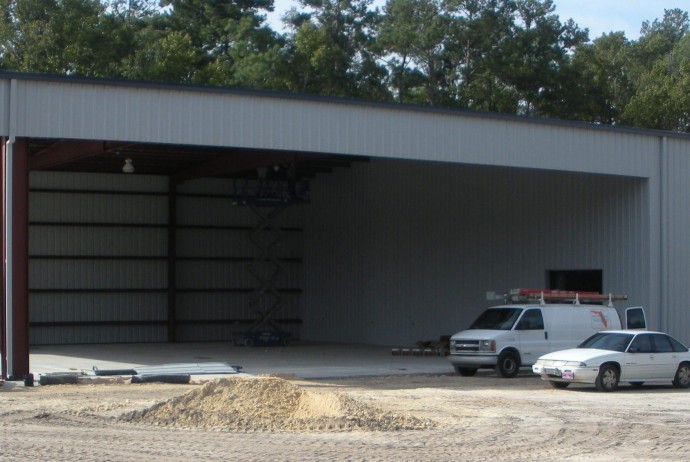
[
  {"xmin": 1, "ymin": 138, "xmax": 29, "ymax": 379},
  {"xmin": 12, "ymin": 138, "xmax": 29, "ymax": 379}
]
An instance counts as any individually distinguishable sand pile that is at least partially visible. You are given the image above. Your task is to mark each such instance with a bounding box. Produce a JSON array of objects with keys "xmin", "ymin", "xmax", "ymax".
[{"xmin": 119, "ymin": 377, "xmax": 434, "ymax": 432}]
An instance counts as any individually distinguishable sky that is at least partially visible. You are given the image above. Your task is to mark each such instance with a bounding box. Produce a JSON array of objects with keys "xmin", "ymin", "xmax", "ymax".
[
  {"xmin": 550, "ymin": 0, "xmax": 689, "ymax": 40},
  {"xmin": 267, "ymin": 0, "xmax": 690, "ymax": 41}
]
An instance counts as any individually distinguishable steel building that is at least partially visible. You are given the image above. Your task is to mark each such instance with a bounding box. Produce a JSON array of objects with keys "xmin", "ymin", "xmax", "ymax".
[{"xmin": 1, "ymin": 72, "xmax": 689, "ymax": 379}]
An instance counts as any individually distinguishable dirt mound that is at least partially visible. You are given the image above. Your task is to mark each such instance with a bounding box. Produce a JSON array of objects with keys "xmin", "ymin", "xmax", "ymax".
[{"xmin": 119, "ymin": 377, "xmax": 434, "ymax": 432}]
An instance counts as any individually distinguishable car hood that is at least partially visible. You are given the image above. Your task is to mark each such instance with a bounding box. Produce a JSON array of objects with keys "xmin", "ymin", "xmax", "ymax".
[{"xmin": 538, "ymin": 348, "xmax": 618, "ymax": 362}]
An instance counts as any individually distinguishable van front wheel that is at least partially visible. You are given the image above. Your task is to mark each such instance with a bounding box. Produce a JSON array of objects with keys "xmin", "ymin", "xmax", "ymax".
[{"xmin": 496, "ymin": 351, "xmax": 520, "ymax": 378}]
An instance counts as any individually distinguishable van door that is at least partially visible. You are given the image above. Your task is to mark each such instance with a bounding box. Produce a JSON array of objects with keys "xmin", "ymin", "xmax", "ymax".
[
  {"xmin": 515, "ymin": 308, "xmax": 550, "ymax": 365},
  {"xmin": 625, "ymin": 307, "xmax": 647, "ymax": 330}
]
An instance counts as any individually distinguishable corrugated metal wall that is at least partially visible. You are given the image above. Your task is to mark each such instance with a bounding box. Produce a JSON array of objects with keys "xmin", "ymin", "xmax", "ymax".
[
  {"xmin": 303, "ymin": 159, "xmax": 654, "ymax": 346},
  {"xmin": 6, "ymin": 77, "xmax": 661, "ymax": 178},
  {"xmin": 174, "ymin": 178, "xmax": 304, "ymax": 342},
  {"xmin": 28, "ymin": 172, "xmax": 304, "ymax": 344},
  {"xmin": 660, "ymin": 137, "xmax": 690, "ymax": 342},
  {"xmin": 29, "ymin": 172, "xmax": 169, "ymax": 344},
  {"xmin": 24, "ymin": 153, "xmax": 690, "ymax": 347},
  {"xmin": 0, "ymin": 79, "xmax": 9, "ymax": 134}
]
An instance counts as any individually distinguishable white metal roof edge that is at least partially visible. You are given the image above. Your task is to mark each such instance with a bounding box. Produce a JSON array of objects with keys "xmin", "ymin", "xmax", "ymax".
[{"xmin": 0, "ymin": 70, "xmax": 687, "ymax": 142}]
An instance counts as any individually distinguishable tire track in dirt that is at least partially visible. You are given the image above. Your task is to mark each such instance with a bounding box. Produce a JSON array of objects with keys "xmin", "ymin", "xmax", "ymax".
[{"xmin": 3, "ymin": 376, "xmax": 690, "ymax": 461}]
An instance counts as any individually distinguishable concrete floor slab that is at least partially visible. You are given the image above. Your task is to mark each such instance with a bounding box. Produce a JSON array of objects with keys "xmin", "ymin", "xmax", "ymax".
[{"xmin": 28, "ymin": 342, "xmax": 453, "ymax": 380}]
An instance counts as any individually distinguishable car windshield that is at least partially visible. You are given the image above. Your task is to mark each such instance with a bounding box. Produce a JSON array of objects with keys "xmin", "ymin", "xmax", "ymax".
[
  {"xmin": 578, "ymin": 332, "xmax": 634, "ymax": 352},
  {"xmin": 469, "ymin": 308, "xmax": 522, "ymax": 330}
]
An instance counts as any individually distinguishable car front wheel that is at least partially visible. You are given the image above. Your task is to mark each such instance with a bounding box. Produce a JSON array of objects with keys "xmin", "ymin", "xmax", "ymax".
[
  {"xmin": 595, "ymin": 364, "xmax": 619, "ymax": 392},
  {"xmin": 672, "ymin": 363, "xmax": 690, "ymax": 388}
]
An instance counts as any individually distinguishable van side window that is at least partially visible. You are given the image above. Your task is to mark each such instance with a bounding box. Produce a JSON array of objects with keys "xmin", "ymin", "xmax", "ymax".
[
  {"xmin": 516, "ymin": 309, "xmax": 544, "ymax": 330},
  {"xmin": 626, "ymin": 308, "xmax": 646, "ymax": 329}
]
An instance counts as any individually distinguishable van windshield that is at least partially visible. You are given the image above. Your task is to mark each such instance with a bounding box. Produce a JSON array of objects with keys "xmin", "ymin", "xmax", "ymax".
[{"xmin": 469, "ymin": 308, "xmax": 522, "ymax": 330}]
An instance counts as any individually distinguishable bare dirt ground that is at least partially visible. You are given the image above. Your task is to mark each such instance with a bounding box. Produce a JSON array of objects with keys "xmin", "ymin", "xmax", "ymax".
[{"xmin": 2, "ymin": 371, "xmax": 690, "ymax": 461}]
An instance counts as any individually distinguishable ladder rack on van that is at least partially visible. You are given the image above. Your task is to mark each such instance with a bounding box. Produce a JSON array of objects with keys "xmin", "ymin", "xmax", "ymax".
[{"xmin": 508, "ymin": 288, "xmax": 627, "ymax": 306}]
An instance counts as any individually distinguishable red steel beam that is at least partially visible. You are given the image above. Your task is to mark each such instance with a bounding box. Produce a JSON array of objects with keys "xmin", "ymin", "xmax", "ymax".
[
  {"xmin": 1, "ymin": 138, "xmax": 30, "ymax": 379},
  {"xmin": 13, "ymin": 138, "xmax": 29, "ymax": 378},
  {"xmin": 29, "ymin": 140, "xmax": 132, "ymax": 171}
]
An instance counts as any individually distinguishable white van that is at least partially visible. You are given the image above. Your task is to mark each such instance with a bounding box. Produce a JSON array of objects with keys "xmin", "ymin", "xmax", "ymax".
[{"xmin": 447, "ymin": 289, "xmax": 646, "ymax": 378}]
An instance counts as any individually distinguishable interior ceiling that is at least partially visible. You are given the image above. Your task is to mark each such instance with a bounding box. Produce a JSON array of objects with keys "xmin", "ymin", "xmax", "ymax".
[{"xmin": 27, "ymin": 138, "xmax": 368, "ymax": 181}]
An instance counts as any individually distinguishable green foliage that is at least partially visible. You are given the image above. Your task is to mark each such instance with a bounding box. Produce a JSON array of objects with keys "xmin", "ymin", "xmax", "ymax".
[
  {"xmin": 120, "ymin": 29, "xmax": 199, "ymax": 83},
  {"xmin": 443, "ymin": 0, "xmax": 519, "ymax": 111},
  {"xmin": 570, "ymin": 32, "xmax": 633, "ymax": 124},
  {"xmin": 624, "ymin": 33, "xmax": 690, "ymax": 131},
  {"xmin": 377, "ymin": 0, "xmax": 450, "ymax": 104},
  {"xmin": 282, "ymin": 0, "xmax": 389, "ymax": 98},
  {"xmin": 622, "ymin": 9, "xmax": 690, "ymax": 131},
  {"xmin": 0, "ymin": 0, "xmax": 120, "ymax": 75}
]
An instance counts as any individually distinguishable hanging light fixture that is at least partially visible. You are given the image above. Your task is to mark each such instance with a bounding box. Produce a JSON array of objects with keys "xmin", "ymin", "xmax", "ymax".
[{"xmin": 122, "ymin": 158, "xmax": 134, "ymax": 173}]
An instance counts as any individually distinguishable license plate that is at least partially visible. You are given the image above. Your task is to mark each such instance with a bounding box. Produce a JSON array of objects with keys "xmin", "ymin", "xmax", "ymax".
[
  {"xmin": 543, "ymin": 367, "xmax": 561, "ymax": 377},
  {"xmin": 562, "ymin": 370, "xmax": 574, "ymax": 380}
]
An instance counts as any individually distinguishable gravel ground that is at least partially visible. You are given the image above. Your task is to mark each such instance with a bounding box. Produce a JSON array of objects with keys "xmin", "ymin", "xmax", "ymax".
[{"xmin": 2, "ymin": 371, "xmax": 690, "ymax": 461}]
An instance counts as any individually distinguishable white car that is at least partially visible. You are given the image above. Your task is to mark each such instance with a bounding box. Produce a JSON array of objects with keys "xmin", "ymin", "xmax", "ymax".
[{"xmin": 532, "ymin": 330, "xmax": 690, "ymax": 391}]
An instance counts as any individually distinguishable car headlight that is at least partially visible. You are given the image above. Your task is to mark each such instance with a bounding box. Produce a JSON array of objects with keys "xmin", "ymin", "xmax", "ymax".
[
  {"xmin": 564, "ymin": 361, "xmax": 586, "ymax": 367},
  {"xmin": 535, "ymin": 359, "xmax": 546, "ymax": 366}
]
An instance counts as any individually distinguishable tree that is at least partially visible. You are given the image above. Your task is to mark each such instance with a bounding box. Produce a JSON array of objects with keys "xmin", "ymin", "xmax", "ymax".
[
  {"xmin": 159, "ymin": 0, "xmax": 283, "ymax": 86},
  {"xmin": 443, "ymin": 0, "xmax": 517, "ymax": 111},
  {"xmin": 376, "ymin": 0, "xmax": 449, "ymax": 104},
  {"xmin": 613, "ymin": 9, "xmax": 689, "ymax": 131},
  {"xmin": 282, "ymin": 0, "xmax": 389, "ymax": 99},
  {"xmin": 569, "ymin": 32, "xmax": 633, "ymax": 124},
  {"xmin": 0, "ymin": 0, "xmax": 122, "ymax": 75},
  {"xmin": 496, "ymin": 0, "xmax": 588, "ymax": 117},
  {"xmin": 120, "ymin": 28, "xmax": 200, "ymax": 83},
  {"xmin": 623, "ymin": 33, "xmax": 690, "ymax": 132}
]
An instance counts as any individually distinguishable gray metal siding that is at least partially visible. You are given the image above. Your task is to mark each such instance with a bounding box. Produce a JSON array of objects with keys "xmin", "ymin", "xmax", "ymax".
[
  {"xmin": 31, "ymin": 292, "xmax": 166, "ymax": 322},
  {"xmin": 175, "ymin": 179, "xmax": 304, "ymax": 342},
  {"xmin": 176, "ymin": 228, "xmax": 302, "ymax": 259},
  {"xmin": 28, "ymin": 172, "xmax": 169, "ymax": 344},
  {"xmin": 303, "ymin": 159, "xmax": 650, "ymax": 346},
  {"xmin": 659, "ymin": 138, "xmax": 690, "ymax": 343},
  {"xmin": 0, "ymin": 79, "xmax": 9, "ymax": 135},
  {"xmin": 30, "ymin": 226, "xmax": 167, "ymax": 257},
  {"xmin": 28, "ymin": 173, "xmax": 305, "ymax": 344},
  {"xmin": 8, "ymin": 78, "xmax": 661, "ymax": 177}
]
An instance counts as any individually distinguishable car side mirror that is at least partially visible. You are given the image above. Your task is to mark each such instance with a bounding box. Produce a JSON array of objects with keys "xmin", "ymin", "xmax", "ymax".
[{"xmin": 628, "ymin": 347, "xmax": 639, "ymax": 353}]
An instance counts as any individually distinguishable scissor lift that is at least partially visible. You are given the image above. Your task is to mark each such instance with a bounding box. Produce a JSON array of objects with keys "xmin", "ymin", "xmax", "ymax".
[{"xmin": 233, "ymin": 177, "xmax": 309, "ymax": 346}]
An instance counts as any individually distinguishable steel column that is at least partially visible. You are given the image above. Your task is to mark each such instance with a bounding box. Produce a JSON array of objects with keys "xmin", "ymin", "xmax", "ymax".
[
  {"xmin": 1, "ymin": 137, "xmax": 6, "ymax": 379},
  {"xmin": 2, "ymin": 137, "xmax": 29, "ymax": 379}
]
